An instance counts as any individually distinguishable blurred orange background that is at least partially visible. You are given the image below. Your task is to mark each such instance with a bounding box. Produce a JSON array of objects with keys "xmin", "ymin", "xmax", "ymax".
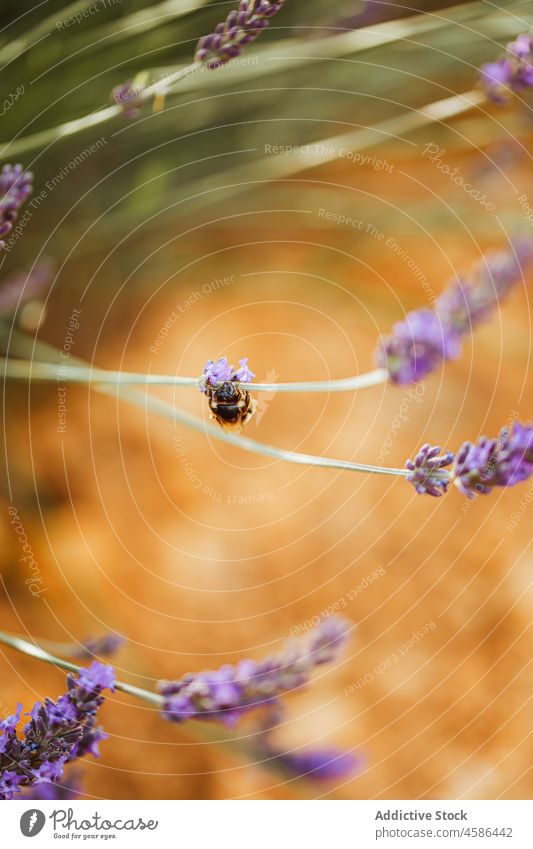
[{"xmin": 2, "ymin": 117, "xmax": 533, "ymax": 800}]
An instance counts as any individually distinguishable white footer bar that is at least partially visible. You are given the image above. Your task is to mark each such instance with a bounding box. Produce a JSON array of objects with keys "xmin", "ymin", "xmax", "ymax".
[{"xmin": 1, "ymin": 799, "xmax": 532, "ymax": 848}]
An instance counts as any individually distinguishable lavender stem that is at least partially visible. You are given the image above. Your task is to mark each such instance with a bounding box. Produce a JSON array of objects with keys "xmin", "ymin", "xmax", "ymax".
[
  {"xmin": 0, "ymin": 356, "xmax": 387, "ymax": 393},
  {"xmin": 0, "ymin": 330, "xmax": 407, "ymax": 478},
  {"xmin": 0, "ymin": 630, "xmax": 163, "ymax": 707},
  {"xmin": 1, "ymin": 361, "xmax": 407, "ymax": 479}
]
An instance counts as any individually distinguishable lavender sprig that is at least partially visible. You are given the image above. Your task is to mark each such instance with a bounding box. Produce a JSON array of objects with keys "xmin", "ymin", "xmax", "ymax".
[
  {"xmin": 195, "ymin": 0, "xmax": 286, "ymax": 69},
  {"xmin": 159, "ymin": 617, "xmax": 351, "ymax": 727},
  {"xmin": 481, "ymin": 34, "xmax": 533, "ymax": 102},
  {"xmin": 0, "ymin": 662, "xmax": 115, "ymax": 799},
  {"xmin": 0, "ymin": 164, "xmax": 33, "ymax": 251},
  {"xmin": 406, "ymin": 422, "xmax": 533, "ymax": 498},
  {"xmin": 453, "ymin": 422, "xmax": 533, "ymax": 497},
  {"xmin": 0, "ymin": 626, "xmax": 356, "ymax": 787},
  {"xmin": 435, "ymin": 241, "xmax": 533, "ymax": 334},
  {"xmin": 405, "ymin": 444, "xmax": 454, "ymax": 497},
  {"xmin": 376, "ymin": 240, "xmax": 532, "ymax": 384},
  {"xmin": 376, "ymin": 310, "xmax": 461, "ymax": 385}
]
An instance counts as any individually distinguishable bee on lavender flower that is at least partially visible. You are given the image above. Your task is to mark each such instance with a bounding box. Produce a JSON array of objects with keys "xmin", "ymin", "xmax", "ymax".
[
  {"xmin": 206, "ymin": 380, "xmax": 257, "ymax": 431},
  {"xmin": 202, "ymin": 356, "xmax": 257, "ymax": 432}
]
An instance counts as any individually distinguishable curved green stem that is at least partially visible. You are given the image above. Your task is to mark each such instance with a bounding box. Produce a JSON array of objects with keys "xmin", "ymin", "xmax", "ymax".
[
  {"xmin": 0, "ymin": 328, "xmax": 408, "ymax": 479},
  {"xmin": 0, "ymin": 630, "xmax": 163, "ymax": 706}
]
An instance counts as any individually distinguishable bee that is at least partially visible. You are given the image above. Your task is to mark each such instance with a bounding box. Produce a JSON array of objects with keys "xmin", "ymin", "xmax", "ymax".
[{"xmin": 206, "ymin": 380, "xmax": 257, "ymax": 432}]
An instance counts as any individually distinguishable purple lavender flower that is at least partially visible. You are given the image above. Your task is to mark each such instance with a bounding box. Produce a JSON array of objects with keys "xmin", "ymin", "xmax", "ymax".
[
  {"xmin": 375, "ymin": 309, "xmax": 461, "ymax": 384},
  {"xmin": 195, "ymin": 0, "xmax": 286, "ymax": 70},
  {"xmin": 0, "ymin": 770, "xmax": 26, "ymax": 798},
  {"xmin": 481, "ymin": 61, "xmax": 513, "ymax": 102},
  {"xmin": 0, "ymin": 164, "xmax": 33, "ymax": 250},
  {"xmin": 406, "ymin": 443, "xmax": 454, "ymax": 497},
  {"xmin": 159, "ymin": 616, "xmax": 351, "ymax": 727},
  {"xmin": 453, "ymin": 422, "xmax": 533, "ymax": 497},
  {"xmin": 267, "ymin": 746, "xmax": 361, "ymax": 781},
  {"xmin": 377, "ymin": 241, "xmax": 533, "ymax": 384},
  {"xmin": 203, "ymin": 356, "xmax": 234, "ymax": 388},
  {"xmin": 201, "ymin": 355, "xmax": 256, "ymax": 392},
  {"xmin": 111, "ymin": 81, "xmax": 143, "ymax": 117},
  {"xmin": 481, "ymin": 34, "xmax": 533, "ymax": 102},
  {"xmin": 232, "ymin": 357, "xmax": 256, "ymax": 383},
  {"xmin": 79, "ymin": 633, "xmax": 125, "ymax": 659},
  {"xmin": 436, "ymin": 241, "xmax": 532, "ymax": 334},
  {"xmin": 23, "ymin": 772, "xmax": 82, "ymax": 800},
  {"xmin": 0, "ymin": 662, "xmax": 115, "ymax": 799}
]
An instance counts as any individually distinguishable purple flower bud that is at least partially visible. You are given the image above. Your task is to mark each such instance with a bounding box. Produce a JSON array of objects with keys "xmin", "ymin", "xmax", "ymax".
[
  {"xmin": 0, "ymin": 164, "xmax": 33, "ymax": 250},
  {"xmin": 201, "ymin": 355, "xmax": 256, "ymax": 391},
  {"xmin": 406, "ymin": 444, "xmax": 454, "ymax": 497},
  {"xmin": 232, "ymin": 357, "xmax": 256, "ymax": 383},
  {"xmin": 111, "ymin": 81, "xmax": 143, "ymax": 118},
  {"xmin": 194, "ymin": 1, "xmax": 285, "ymax": 69},
  {"xmin": 202, "ymin": 356, "xmax": 234, "ymax": 390},
  {"xmin": 481, "ymin": 33, "xmax": 533, "ymax": 101},
  {"xmin": 509, "ymin": 34, "xmax": 533, "ymax": 59}
]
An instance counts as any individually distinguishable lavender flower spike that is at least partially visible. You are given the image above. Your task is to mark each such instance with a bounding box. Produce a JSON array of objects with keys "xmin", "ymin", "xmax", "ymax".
[
  {"xmin": 436, "ymin": 240, "xmax": 533, "ymax": 334},
  {"xmin": 377, "ymin": 240, "xmax": 533, "ymax": 385},
  {"xmin": 376, "ymin": 309, "xmax": 461, "ymax": 384},
  {"xmin": 406, "ymin": 443, "xmax": 454, "ymax": 497},
  {"xmin": 481, "ymin": 34, "xmax": 533, "ymax": 102},
  {"xmin": 0, "ymin": 662, "xmax": 115, "ymax": 799},
  {"xmin": 453, "ymin": 422, "xmax": 533, "ymax": 498},
  {"xmin": 267, "ymin": 746, "xmax": 362, "ymax": 781},
  {"xmin": 0, "ymin": 164, "xmax": 33, "ymax": 250},
  {"xmin": 159, "ymin": 616, "xmax": 351, "ymax": 727},
  {"xmin": 195, "ymin": 0, "xmax": 286, "ymax": 69}
]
